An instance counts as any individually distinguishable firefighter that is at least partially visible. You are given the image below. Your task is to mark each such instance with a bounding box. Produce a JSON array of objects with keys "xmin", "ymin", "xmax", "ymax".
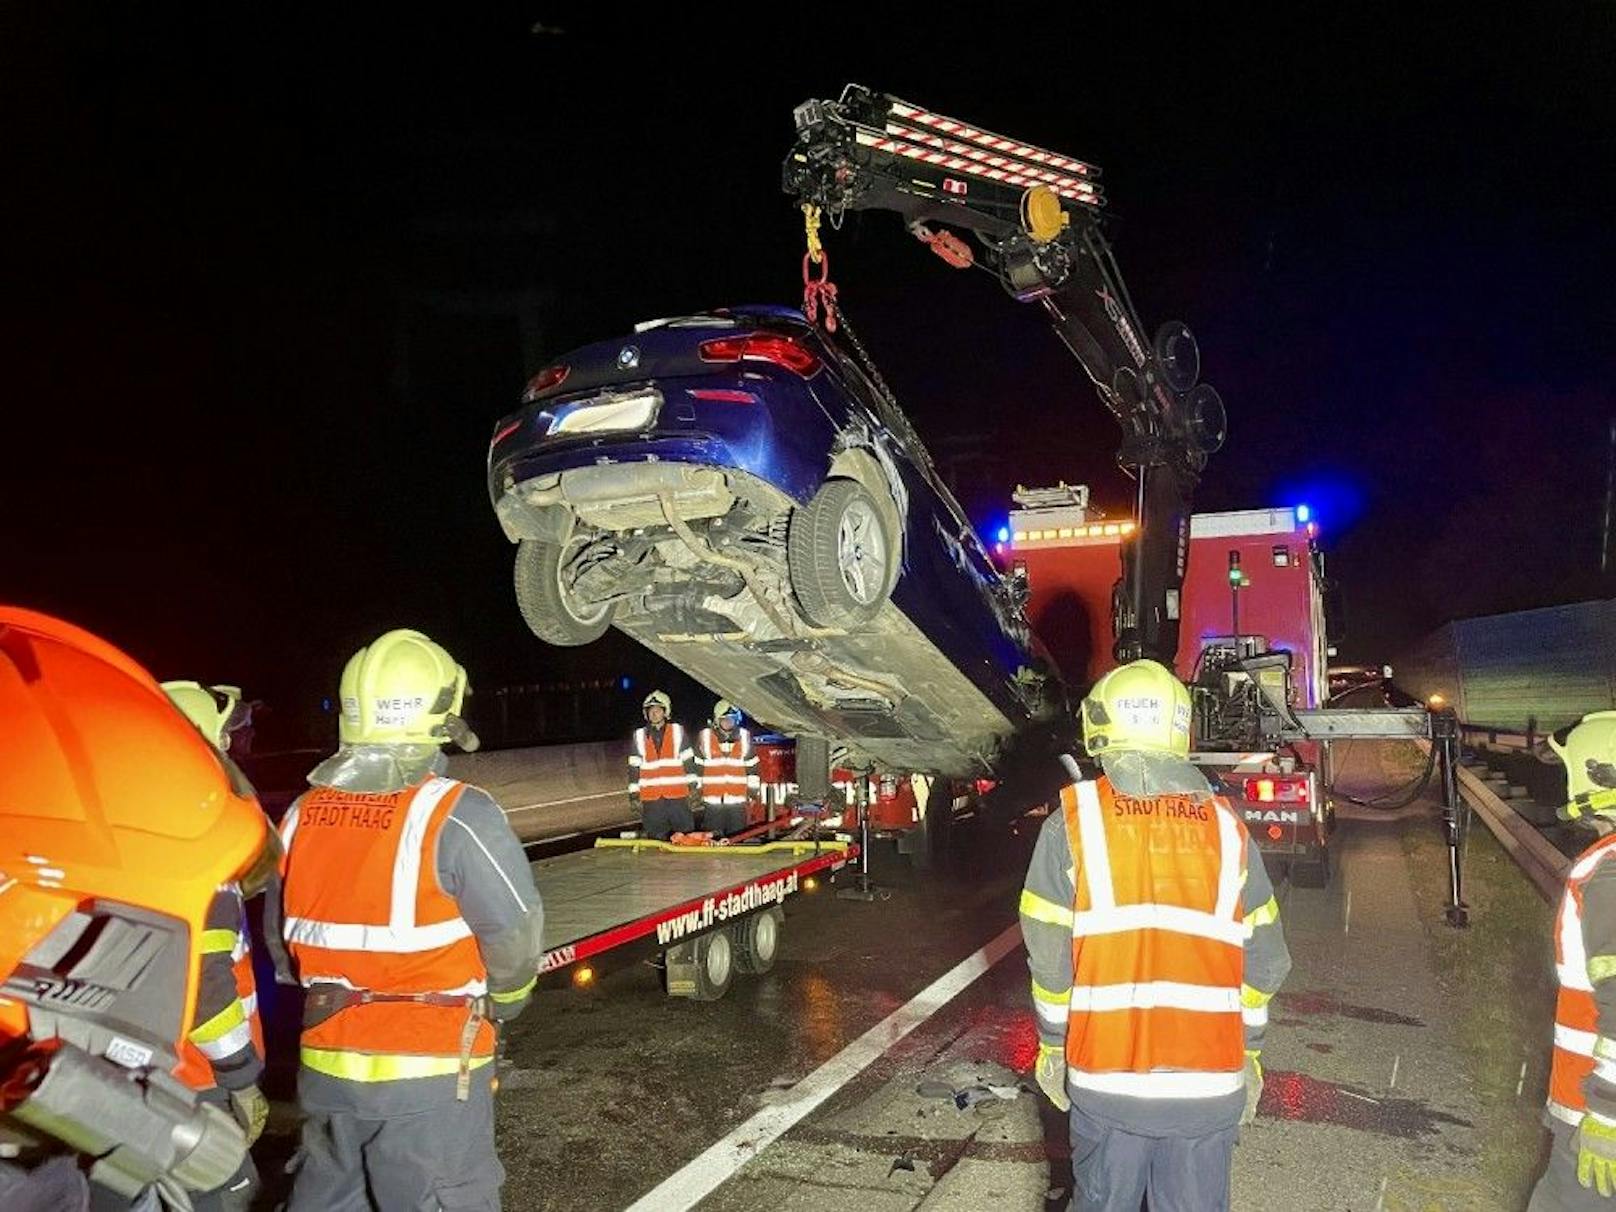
[
  {"xmin": 160, "ymin": 680, "xmax": 272, "ymax": 1211},
  {"xmin": 696, "ymin": 700, "xmax": 761, "ymax": 838},
  {"xmin": 1019, "ymin": 659, "xmax": 1291, "ymax": 1212},
  {"xmin": 270, "ymin": 629, "xmax": 544, "ymax": 1212},
  {"xmin": 0, "ymin": 608, "xmax": 272, "ymax": 1207},
  {"xmin": 630, "ymin": 689, "xmax": 698, "ymax": 840},
  {"xmin": 1528, "ymin": 712, "xmax": 1616, "ymax": 1209}
]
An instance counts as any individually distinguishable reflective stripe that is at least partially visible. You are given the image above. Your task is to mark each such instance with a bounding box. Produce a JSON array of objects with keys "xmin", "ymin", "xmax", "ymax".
[
  {"xmin": 279, "ymin": 801, "xmax": 302, "ymax": 851},
  {"xmin": 1561, "ymin": 885, "xmax": 1595, "ymax": 991},
  {"xmin": 300, "ymin": 1047, "xmax": 495, "ymax": 1083},
  {"xmin": 1067, "ymin": 1068, "xmax": 1244, "ymax": 1099},
  {"xmin": 1549, "ymin": 1098, "xmax": 1584, "ymax": 1126},
  {"xmin": 241, "ymin": 991, "xmax": 258, "ymax": 1020},
  {"xmin": 492, "ymin": 977, "xmax": 536, "ymax": 1005},
  {"xmin": 1243, "ymin": 895, "xmax": 1281, "ymax": 930},
  {"xmin": 1020, "ymin": 888, "xmax": 1076, "ymax": 929},
  {"xmin": 200, "ymin": 928, "xmax": 239, "ymax": 955},
  {"xmin": 628, "ymin": 755, "xmax": 643, "ymax": 767},
  {"xmin": 1213, "ymin": 803, "xmax": 1243, "ymax": 921},
  {"xmin": 195, "ymin": 1019, "xmax": 255, "ymax": 1061},
  {"xmin": 190, "ymin": 998, "xmax": 253, "ymax": 1059},
  {"xmin": 1068, "ymin": 982, "xmax": 1241, "ymax": 1014},
  {"xmin": 1242, "ymin": 1005, "xmax": 1268, "ymax": 1028},
  {"xmin": 1073, "ymin": 781, "xmax": 1115, "ymax": 910},
  {"xmin": 1559, "ymin": 1026, "xmax": 1601, "ymax": 1057},
  {"xmin": 1596, "ymin": 1057, "xmax": 1616, "ymax": 1086},
  {"xmin": 1071, "ymin": 903, "xmax": 1247, "ymax": 946},
  {"xmin": 1031, "ymin": 979, "xmax": 1070, "ymax": 1028},
  {"xmin": 703, "ymin": 796, "xmax": 749, "ymax": 805},
  {"xmin": 638, "ymin": 775, "xmax": 695, "ymax": 788},
  {"xmin": 296, "ymin": 974, "xmax": 487, "ymax": 997},
  {"xmin": 1240, "ymin": 983, "xmax": 1273, "ymax": 1009},
  {"xmin": 640, "ymin": 759, "xmax": 692, "ymax": 771},
  {"xmin": 391, "ymin": 778, "xmax": 459, "ymax": 930},
  {"xmin": 285, "ymin": 915, "xmax": 473, "ymax": 954},
  {"xmin": 1035, "ymin": 999, "xmax": 1069, "ymax": 1029}
]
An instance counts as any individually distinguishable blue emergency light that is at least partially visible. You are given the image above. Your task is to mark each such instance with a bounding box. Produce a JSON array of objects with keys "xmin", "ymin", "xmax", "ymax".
[{"xmin": 1296, "ymin": 504, "xmax": 1311, "ymax": 524}]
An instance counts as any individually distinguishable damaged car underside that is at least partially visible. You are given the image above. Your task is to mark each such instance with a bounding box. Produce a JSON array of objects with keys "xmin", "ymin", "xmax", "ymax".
[{"xmin": 487, "ymin": 306, "xmax": 1056, "ymax": 777}]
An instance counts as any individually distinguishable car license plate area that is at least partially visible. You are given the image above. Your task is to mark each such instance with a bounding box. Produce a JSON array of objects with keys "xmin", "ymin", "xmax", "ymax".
[{"xmin": 547, "ymin": 390, "xmax": 662, "ymax": 436}]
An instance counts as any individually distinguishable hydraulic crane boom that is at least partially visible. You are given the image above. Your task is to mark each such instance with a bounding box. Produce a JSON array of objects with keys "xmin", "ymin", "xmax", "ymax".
[{"xmin": 783, "ymin": 84, "xmax": 1227, "ymax": 665}]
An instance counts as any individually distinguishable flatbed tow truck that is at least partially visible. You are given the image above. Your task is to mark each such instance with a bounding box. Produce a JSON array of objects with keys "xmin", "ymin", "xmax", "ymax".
[{"xmin": 532, "ymin": 828, "xmax": 855, "ymax": 1000}]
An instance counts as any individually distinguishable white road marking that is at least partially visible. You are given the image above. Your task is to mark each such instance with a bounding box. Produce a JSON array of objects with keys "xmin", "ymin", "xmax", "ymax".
[
  {"xmin": 621, "ymin": 923, "xmax": 1023, "ymax": 1212},
  {"xmin": 1517, "ymin": 1059, "xmax": 1528, "ymax": 1098},
  {"xmin": 1389, "ymin": 1053, "xmax": 1400, "ymax": 1090},
  {"xmin": 1375, "ymin": 1174, "xmax": 1388, "ymax": 1212},
  {"xmin": 502, "ymin": 789, "xmax": 622, "ymax": 814},
  {"xmin": 1344, "ymin": 888, "xmax": 1353, "ymax": 936}
]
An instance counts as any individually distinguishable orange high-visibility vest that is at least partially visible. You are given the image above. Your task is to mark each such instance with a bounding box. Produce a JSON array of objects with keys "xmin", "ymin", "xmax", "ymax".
[
  {"xmin": 278, "ymin": 777, "xmax": 494, "ymax": 1084},
  {"xmin": 1057, "ymin": 778, "xmax": 1249, "ymax": 1099},
  {"xmin": 631, "ymin": 725, "xmax": 693, "ymax": 802},
  {"xmin": 697, "ymin": 727, "xmax": 758, "ymax": 806},
  {"xmin": 1547, "ymin": 835, "xmax": 1616, "ymax": 1126}
]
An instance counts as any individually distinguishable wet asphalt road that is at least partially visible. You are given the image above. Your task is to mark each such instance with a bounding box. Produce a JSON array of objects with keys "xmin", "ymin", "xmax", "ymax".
[{"xmin": 252, "ymin": 740, "xmax": 1561, "ymax": 1209}]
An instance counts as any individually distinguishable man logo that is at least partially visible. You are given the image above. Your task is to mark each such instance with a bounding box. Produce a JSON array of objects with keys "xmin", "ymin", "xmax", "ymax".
[{"xmin": 617, "ymin": 345, "xmax": 641, "ymax": 370}]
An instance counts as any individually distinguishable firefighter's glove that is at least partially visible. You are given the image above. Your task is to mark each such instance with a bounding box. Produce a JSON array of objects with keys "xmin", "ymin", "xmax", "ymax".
[
  {"xmin": 1035, "ymin": 1043, "xmax": 1069, "ymax": 1112},
  {"xmin": 1579, "ymin": 1112, "xmax": 1616, "ymax": 1197},
  {"xmin": 1240, "ymin": 1051, "xmax": 1264, "ymax": 1127},
  {"xmin": 230, "ymin": 1084, "xmax": 269, "ymax": 1145}
]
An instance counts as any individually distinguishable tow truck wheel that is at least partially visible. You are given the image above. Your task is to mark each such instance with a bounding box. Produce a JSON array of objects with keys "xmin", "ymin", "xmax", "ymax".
[
  {"xmin": 690, "ymin": 929, "xmax": 735, "ymax": 1000},
  {"xmin": 734, "ymin": 908, "xmax": 782, "ymax": 975},
  {"xmin": 788, "ymin": 479, "xmax": 898, "ymax": 628},
  {"xmin": 513, "ymin": 536, "xmax": 615, "ymax": 647}
]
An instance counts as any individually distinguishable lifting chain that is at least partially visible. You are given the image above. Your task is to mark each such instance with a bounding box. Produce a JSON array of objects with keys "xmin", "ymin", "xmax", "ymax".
[{"xmin": 801, "ymin": 204, "xmax": 838, "ymax": 333}]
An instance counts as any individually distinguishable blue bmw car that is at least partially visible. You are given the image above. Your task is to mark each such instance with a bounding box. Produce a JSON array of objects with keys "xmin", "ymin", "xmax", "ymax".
[{"xmin": 486, "ymin": 305, "xmax": 1054, "ymax": 777}]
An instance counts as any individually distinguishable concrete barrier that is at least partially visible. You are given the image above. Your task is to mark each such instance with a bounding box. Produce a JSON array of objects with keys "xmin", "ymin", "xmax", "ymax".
[{"xmin": 448, "ymin": 740, "xmax": 637, "ymax": 843}]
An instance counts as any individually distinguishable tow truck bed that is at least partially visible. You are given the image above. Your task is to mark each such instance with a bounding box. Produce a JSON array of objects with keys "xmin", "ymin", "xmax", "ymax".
[{"xmin": 533, "ymin": 837, "xmax": 854, "ymax": 991}]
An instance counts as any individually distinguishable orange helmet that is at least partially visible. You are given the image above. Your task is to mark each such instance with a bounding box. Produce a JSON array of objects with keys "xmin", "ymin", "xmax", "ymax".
[{"xmin": 0, "ymin": 607, "xmax": 272, "ymax": 1052}]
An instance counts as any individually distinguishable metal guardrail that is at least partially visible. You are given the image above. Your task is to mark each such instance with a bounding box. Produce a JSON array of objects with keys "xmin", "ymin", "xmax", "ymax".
[{"xmin": 1454, "ymin": 763, "xmax": 1568, "ymax": 903}]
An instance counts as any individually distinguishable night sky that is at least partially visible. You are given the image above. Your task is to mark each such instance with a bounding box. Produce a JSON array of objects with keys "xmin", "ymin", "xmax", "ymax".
[{"xmin": 8, "ymin": 8, "xmax": 1615, "ymax": 737}]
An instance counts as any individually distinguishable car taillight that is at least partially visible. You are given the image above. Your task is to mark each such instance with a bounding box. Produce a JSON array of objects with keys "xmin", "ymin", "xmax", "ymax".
[
  {"xmin": 1243, "ymin": 776, "xmax": 1310, "ymax": 803},
  {"xmin": 698, "ymin": 333, "xmax": 822, "ymax": 377},
  {"xmin": 522, "ymin": 364, "xmax": 570, "ymax": 400},
  {"xmin": 687, "ymin": 388, "xmax": 759, "ymax": 404}
]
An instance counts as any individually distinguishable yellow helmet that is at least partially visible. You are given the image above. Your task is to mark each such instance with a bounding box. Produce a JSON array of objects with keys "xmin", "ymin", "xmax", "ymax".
[
  {"xmin": 1549, "ymin": 711, "xmax": 1616, "ymax": 819},
  {"xmin": 338, "ymin": 629, "xmax": 473, "ymax": 748},
  {"xmin": 162, "ymin": 680, "xmax": 244, "ymax": 750},
  {"xmin": 714, "ymin": 699, "xmax": 742, "ymax": 727},
  {"xmin": 643, "ymin": 690, "xmax": 672, "ymax": 717},
  {"xmin": 1082, "ymin": 659, "xmax": 1193, "ymax": 758}
]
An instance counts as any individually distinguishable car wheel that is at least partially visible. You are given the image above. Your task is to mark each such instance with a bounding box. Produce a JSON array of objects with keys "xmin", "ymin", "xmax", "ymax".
[
  {"xmin": 787, "ymin": 479, "xmax": 898, "ymax": 628},
  {"xmin": 513, "ymin": 536, "xmax": 614, "ymax": 647}
]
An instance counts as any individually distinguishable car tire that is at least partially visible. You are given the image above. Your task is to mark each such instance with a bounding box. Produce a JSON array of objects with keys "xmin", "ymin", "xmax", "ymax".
[
  {"xmin": 734, "ymin": 909, "xmax": 782, "ymax": 976},
  {"xmin": 513, "ymin": 537, "xmax": 614, "ymax": 647},
  {"xmin": 787, "ymin": 479, "xmax": 898, "ymax": 628}
]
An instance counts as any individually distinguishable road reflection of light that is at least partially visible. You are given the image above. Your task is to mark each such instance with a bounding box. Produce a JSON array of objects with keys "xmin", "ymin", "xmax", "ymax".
[
  {"xmin": 955, "ymin": 1002, "xmax": 1041, "ymax": 1072},
  {"xmin": 1263, "ymin": 1069, "xmax": 1334, "ymax": 1122},
  {"xmin": 799, "ymin": 972, "xmax": 845, "ymax": 1062}
]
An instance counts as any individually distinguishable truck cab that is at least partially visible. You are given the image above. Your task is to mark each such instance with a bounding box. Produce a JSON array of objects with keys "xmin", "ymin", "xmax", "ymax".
[{"xmin": 1007, "ymin": 487, "xmax": 1336, "ymax": 884}]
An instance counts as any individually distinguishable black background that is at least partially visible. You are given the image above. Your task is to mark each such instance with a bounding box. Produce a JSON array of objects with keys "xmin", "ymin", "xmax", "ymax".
[{"xmin": 7, "ymin": 6, "xmax": 1613, "ymax": 738}]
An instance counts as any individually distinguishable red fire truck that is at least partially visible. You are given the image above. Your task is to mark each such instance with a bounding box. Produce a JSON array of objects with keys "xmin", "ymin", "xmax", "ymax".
[{"xmin": 1007, "ymin": 483, "xmax": 1336, "ymax": 885}]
